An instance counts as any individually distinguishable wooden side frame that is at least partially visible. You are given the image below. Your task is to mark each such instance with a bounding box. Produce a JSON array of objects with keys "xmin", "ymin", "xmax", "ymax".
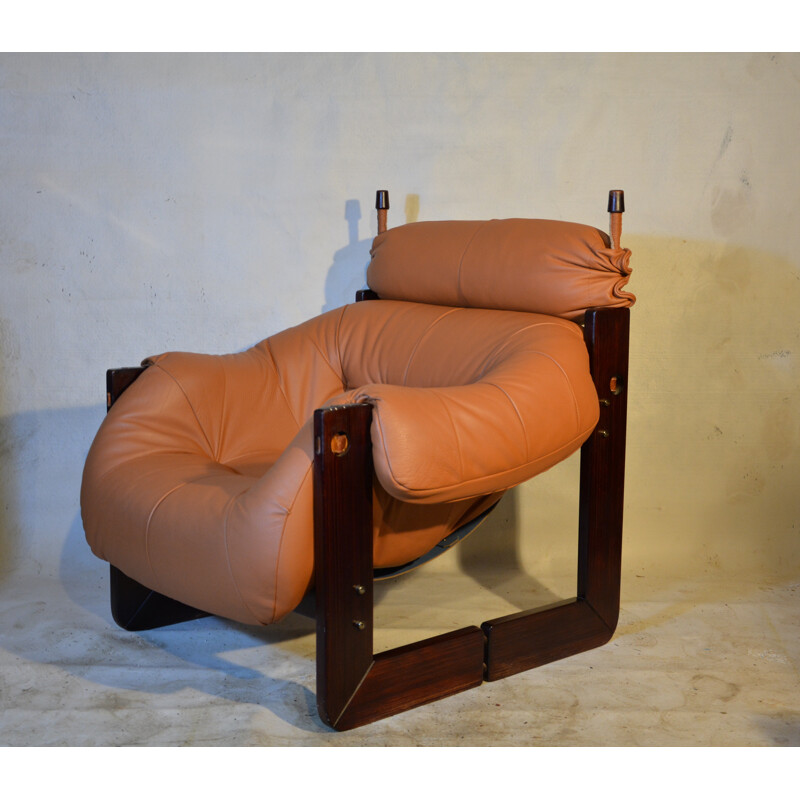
[
  {"xmin": 103, "ymin": 307, "xmax": 630, "ymax": 730},
  {"xmin": 482, "ymin": 306, "xmax": 629, "ymax": 678},
  {"xmin": 313, "ymin": 404, "xmax": 485, "ymax": 730},
  {"xmin": 313, "ymin": 306, "xmax": 630, "ymax": 729}
]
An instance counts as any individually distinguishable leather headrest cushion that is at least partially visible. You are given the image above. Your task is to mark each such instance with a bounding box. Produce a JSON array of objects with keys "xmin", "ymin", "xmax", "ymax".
[{"xmin": 367, "ymin": 218, "xmax": 634, "ymax": 320}]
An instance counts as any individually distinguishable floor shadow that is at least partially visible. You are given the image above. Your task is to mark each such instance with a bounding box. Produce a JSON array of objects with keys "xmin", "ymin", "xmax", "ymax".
[
  {"xmin": 456, "ymin": 489, "xmax": 563, "ymax": 610},
  {"xmin": 58, "ymin": 508, "xmax": 327, "ymax": 732},
  {"xmin": 6, "ymin": 587, "xmax": 326, "ymax": 733},
  {"xmin": 0, "ymin": 397, "xmax": 320, "ymax": 733},
  {"xmin": 753, "ymin": 711, "xmax": 800, "ymax": 746}
]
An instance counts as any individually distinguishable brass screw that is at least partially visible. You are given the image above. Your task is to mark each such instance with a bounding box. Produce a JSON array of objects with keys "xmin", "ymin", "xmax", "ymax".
[
  {"xmin": 353, "ymin": 584, "xmax": 366, "ymax": 595},
  {"xmin": 353, "ymin": 620, "xmax": 366, "ymax": 631},
  {"xmin": 598, "ymin": 429, "xmax": 610, "ymax": 438}
]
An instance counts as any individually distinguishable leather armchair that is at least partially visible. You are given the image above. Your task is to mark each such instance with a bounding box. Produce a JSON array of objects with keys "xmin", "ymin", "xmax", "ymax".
[{"xmin": 81, "ymin": 190, "xmax": 634, "ymax": 729}]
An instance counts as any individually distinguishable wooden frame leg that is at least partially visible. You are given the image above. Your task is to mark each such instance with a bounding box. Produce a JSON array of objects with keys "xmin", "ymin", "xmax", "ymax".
[
  {"xmin": 313, "ymin": 404, "xmax": 485, "ymax": 731},
  {"xmin": 483, "ymin": 307, "xmax": 630, "ymax": 678},
  {"xmin": 110, "ymin": 564, "xmax": 210, "ymax": 631},
  {"xmin": 314, "ymin": 307, "xmax": 630, "ymax": 728}
]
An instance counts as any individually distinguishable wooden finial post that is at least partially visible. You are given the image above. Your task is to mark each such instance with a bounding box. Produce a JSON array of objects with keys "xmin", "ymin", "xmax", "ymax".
[
  {"xmin": 376, "ymin": 190, "xmax": 389, "ymax": 234},
  {"xmin": 608, "ymin": 190, "xmax": 625, "ymax": 250}
]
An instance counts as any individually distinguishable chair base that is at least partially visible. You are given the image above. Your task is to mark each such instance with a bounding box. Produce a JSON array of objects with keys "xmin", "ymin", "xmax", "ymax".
[
  {"xmin": 312, "ymin": 306, "xmax": 629, "ymax": 729},
  {"xmin": 104, "ymin": 307, "xmax": 629, "ymax": 731},
  {"xmin": 110, "ymin": 564, "xmax": 210, "ymax": 631}
]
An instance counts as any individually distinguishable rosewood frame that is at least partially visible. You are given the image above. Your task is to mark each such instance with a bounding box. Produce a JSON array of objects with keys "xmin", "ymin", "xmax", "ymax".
[
  {"xmin": 102, "ymin": 189, "xmax": 630, "ymax": 730},
  {"xmin": 311, "ymin": 305, "xmax": 629, "ymax": 729},
  {"xmin": 104, "ymin": 305, "xmax": 629, "ymax": 728}
]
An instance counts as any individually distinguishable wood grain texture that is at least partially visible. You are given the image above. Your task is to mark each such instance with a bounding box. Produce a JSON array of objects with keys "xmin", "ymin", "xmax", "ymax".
[
  {"xmin": 106, "ymin": 366, "xmax": 147, "ymax": 410},
  {"xmin": 334, "ymin": 627, "xmax": 485, "ymax": 731},
  {"xmin": 313, "ymin": 403, "xmax": 375, "ymax": 727},
  {"xmin": 314, "ymin": 404, "xmax": 485, "ymax": 730},
  {"xmin": 482, "ymin": 307, "xmax": 630, "ymax": 681},
  {"xmin": 483, "ymin": 599, "xmax": 611, "ymax": 680},
  {"xmin": 578, "ymin": 307, "xmax": 630, "ymax": 630}
]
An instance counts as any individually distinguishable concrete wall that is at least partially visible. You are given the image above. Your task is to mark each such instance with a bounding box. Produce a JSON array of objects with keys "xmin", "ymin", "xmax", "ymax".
[{"xmin": 1, "ymin": 53, "xmax": 798, "ymax": 589}]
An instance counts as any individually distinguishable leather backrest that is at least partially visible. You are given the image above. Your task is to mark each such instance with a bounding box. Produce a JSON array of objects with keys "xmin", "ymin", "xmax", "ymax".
[
  {"xmin": 367, "ymin": 218, "xmax": 634, "ymax": 320},
  {"xmin": 125, "ymin": 299, "xmax": 599, "ymax": 506}
]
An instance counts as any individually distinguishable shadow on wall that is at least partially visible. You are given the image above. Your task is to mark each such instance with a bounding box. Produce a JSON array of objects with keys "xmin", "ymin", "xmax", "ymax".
[
  {"xmin": 322, "ymin": 194, "xmax": 421, "ymax": 312},
  {"xmin": 0, "ymin": 316, "xmax": 20, "ymax": 578},
  {"xmin": 0, "ymin": 404, "xmax": 107, "ymax": 583},
  {"xmin": 0, "ymin": 412, "xmax": 21, "ymax": 578},
  {"xmin": 0, "ymin": 408, "xmax": 81, "ymax": 580}
]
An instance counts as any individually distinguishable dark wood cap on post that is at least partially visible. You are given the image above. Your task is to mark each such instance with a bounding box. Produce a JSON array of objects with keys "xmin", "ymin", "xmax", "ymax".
[
  {"xmin": 607, "ymin": 190, "xmax": 625, "ymax": 213},
  {"xmin": 376, "ymin": 190, "xmax": 389, "ymax": 234},
  {"xmin": 608, "ymin": 189, "xmax": 624, "ymax": 249}
]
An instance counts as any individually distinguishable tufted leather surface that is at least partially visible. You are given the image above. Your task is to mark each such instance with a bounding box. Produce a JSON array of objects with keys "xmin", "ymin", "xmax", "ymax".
[{"xmin": 81, "ymin": 299, "xmax": 598, "ymax": 626}]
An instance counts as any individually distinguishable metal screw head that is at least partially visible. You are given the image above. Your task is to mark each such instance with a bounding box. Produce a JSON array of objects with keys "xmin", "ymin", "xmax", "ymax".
[
  {"xmin": 353, "ymin": 620, "xmax": 366, "ymax": 631},
  {"xmin": 353, "ymin": 584, "xmax": 366, "ymax": 595}
]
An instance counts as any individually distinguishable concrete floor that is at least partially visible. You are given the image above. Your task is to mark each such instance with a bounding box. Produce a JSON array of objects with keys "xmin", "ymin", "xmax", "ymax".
[{"xmin": 1, "ymin": 546, "xmax": 798, "ymax": 747}]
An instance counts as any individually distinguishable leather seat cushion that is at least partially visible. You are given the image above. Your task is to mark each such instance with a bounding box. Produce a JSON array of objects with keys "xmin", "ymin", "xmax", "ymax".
[{"xmin": 81, "ymin": 299, "xmax": 598, "ymax": 626}]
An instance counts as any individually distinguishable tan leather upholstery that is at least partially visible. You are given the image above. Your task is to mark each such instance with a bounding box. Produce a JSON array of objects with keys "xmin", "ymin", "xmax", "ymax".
[
  {"xmin": 81, "ymin": 217, "xmax": 630, "ymax": 627},
  {"xmin": 368, "ymin": 219, "xmax": 634, "ymax": 320}
]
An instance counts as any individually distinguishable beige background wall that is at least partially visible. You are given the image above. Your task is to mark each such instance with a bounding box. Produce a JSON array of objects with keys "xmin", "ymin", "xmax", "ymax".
[{"xmin": 1, "ymin": 53, "xmax": 798, "ymax": 592}]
